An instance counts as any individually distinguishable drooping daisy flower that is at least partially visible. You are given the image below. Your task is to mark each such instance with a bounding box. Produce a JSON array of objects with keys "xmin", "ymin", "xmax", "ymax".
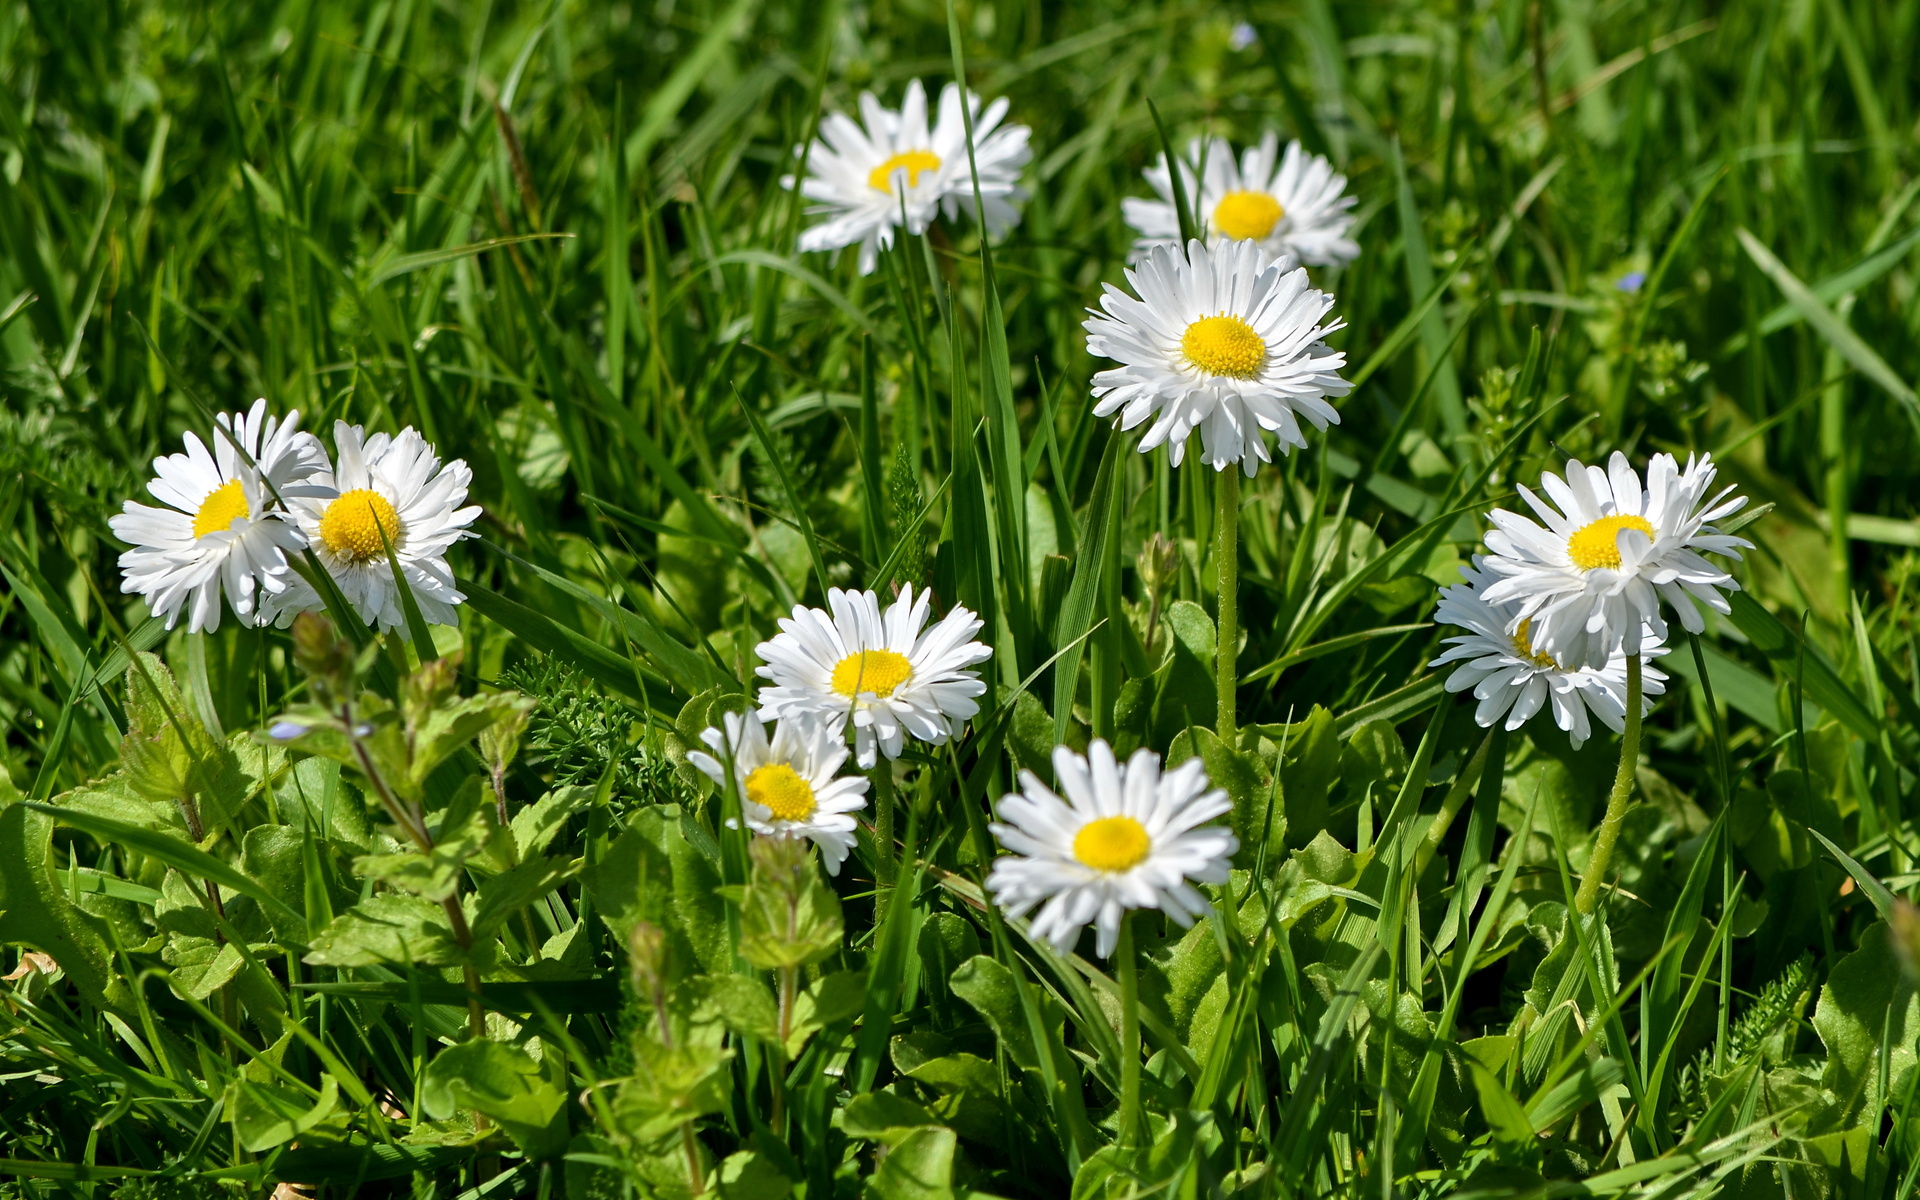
[
  {"xmin": 986, "ymin": 740, "xmax": 1237, "ymax": 958},
  {"xmin": 782, "ymin": 78, "xmax": 1031, "ymax": 275},
  {"xmin": 687, "ymin": 711, "xmax": 870, "ymax": 876},
  {"xmin": 1431, "ymin": 559, "xmax": 1668, "ymax": 748},
  {"xmin": 754, "ymin": 583, "xmax": 991, "ymax": 769},
  {"xmin": 109, "ymin": 400, "xmax": 330, "ymax": 634},
  {"xmin": 1084, "ymin": 238, "xmax": 1351, "ymax": 476},
  {"xmin": 1479, "ymin": 452, "xmax": 1750, "ymax": 670},
  {"xmin": 267, "ymin": 422, "xmax": 480, "ymax": 633},
  {"xmin": 1123, "ymin": 133, "xmax": 1359, "ymax": 268}
]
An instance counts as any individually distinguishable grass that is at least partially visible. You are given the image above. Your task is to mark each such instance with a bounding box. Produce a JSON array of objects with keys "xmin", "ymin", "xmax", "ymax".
[{"xmin": 3, "ymin": 0, "xmax": 1920, "ymax": 1196}]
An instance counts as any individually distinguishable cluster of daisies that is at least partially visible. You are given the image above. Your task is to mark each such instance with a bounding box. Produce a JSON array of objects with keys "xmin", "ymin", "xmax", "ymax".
[
  {"xmin": 105, "ymin": 80, "xmax": 1758, "ymax": 964},
  {"xmin": 788, "ymin": 78, "xmax": 1360, "ymax": 480},
  {"xmin": 110, "ymin": 400, "xmax": 478, "ymax": 636},
  {"xmin": 1432, "ymin": 451, "xmax": 1750, "ymax": 746},
  {"xmin": 684, "ymin": 581, "xmax": 1235, "ymax": 962}
]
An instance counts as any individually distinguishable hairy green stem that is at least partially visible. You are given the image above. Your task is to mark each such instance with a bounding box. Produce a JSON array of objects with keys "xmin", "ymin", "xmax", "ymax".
[
  {"xmin": 1215, "ymin": 468, "xmax": 1240, "ymax": 744},
  {"xmin": 1116, "ymin": 913, "xmax": 1143, "ymax": 1148},
  {"xmin": 872, "ymin": 761, "xmax": 896, "ymax": 917},
  {"xmin": 1575, "ymin": 654, "xmax": 1642, "ymax": 914}
]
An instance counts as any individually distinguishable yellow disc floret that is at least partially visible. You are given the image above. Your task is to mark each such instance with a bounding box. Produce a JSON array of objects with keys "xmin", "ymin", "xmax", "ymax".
[
  {"xmin": 868, "ymin": 150, "xmax": 942, "ymax": 193},
  {"xmin": 1566, "ymin": 514, "xmax": 1656, "ymax": 571},
  {"xmin": 746, "ymin": 763, "xmax": 816, "ymax": 822},
  {"xmin": 1181, "ymin": 314, "xmax": 1267, "ymax": 379},
  {"xmin": 318, "ymin": 488, "xmax": 403, "ymax": 564},
  {"xmin": 831, "ymin": 649, "xmax": 913, "ymax": 698},
  {"xmin": 192, "ymin": 479, "xmax": 251, "ymax": 538},
  {"xmin": 1073, "ymin": 815, "xmax": 1152, "ymax": 873},
  {"xmin": 1212, "ymin": 190, "xmax": 1284, "ymax": 241},
  {"xmin": 1511, "ymin": 617, "xmax": 1559, "ymax": 670}
]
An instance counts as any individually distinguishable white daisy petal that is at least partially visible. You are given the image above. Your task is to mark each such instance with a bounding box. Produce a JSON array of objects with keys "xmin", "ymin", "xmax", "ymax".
[
  {"xmin": 1084, "ymin": 239, "xmax": 1350, "ymax": 477},
  {"xmin": 1125, "ymin": 134, "xmax": 1359, "ymax": 268},
  {"xmin": 754, "ymin": 583, "xmax": 991, "ymax": 768},
  {"xmin": 1477, "ymin": 452, "xmax": 1749, "ymax": 669},
  {"xmin": 109, "ymin": 400, "xmax": 329, "ymax": 634},
  {"xmin": 263, "ymin": 421, "xmax": 480, "ymax": 635},
  {"xmin": 985, "ymin": 739, "xmax": 1239, "ymax": 960},
  {"xmin": 689, "ymin": 711, "xmax": 870, "ymax": 875},
  {"xmin": 782, "ymin": 78, "xmax": 1031, "ymax": 276},
  {"xmin": 1430, "ymin": 557, "xmax": 1669, "ymax": 748}
]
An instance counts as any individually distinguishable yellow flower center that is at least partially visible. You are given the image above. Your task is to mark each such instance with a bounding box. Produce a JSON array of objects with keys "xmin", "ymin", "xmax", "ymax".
[
  {"xmin": 1566, "ymin": 514, "xmax": 1656, "ymax": 571},
  {"xmin": 1181, "ymin": 314, "xmax": 1266, "ymax": 379},
  {"xmin": 868, "ymin": 150, "xmax": 942, "ymax": 193},
  {"xmin": 191, "ymin": 478, "xmax": 251, "ymax": 538},
  {"xmin": 1212, "ymin": 190, "xmax": 1285, "ymax": 241},
  {"xmin": 1511, "ymin": 617, "xmax": 1559, "ymax": 670},
  {"xmin": 830, "ymin": 649, "xmax": 913, "ymax": 698},
  {"xmin": 1073, "ymin": 815, "xmax": 1152, "ymax": 873},
  {"xmin": 745, "ymin": 763, "xmax": 816, "ymax": 822},
  {"xmin": 318, "ymin": 488, "xmax": 403, "ymax": 564}
]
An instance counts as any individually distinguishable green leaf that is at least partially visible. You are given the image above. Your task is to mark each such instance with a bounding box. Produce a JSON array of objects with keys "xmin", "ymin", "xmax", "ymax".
[
  {"xmin": 866, "ymin": 1125, "xmax": 957, "ymax": 1199},
  {"xmin": 302, "ymin": 895, "xmax": 463, "ymax": 968},
  {"xmin": 690, "ymin": 973, "xmax": 779, "ymax": 1042},
  {"xmin": 840, "ymin": 1089, "xmax": 939, "ymax": 1140},
  {"xmin": 1813, "ymin": 922, "xmax": 1920, "ymax": 1128},
  {"xmin": 422, "ymin": 1038, "xmax": 569, "ymax": 1159},
  {"xmin": 950, "ymin": 955, "xmax": 1038, "ymax": 1071},
  {"xmin": 581, "ymin": 812, "xmax": 677, "ymax": 943},
  {"xmin": 471, "ymin": 855, "xmax": 580, "ymax": 940},
  {"xmin": 27, "ymin": 802, "xmax": 305, "ymax": 936},
  {"xmin": 228, "ymin": 1076, "xmax": 338, "ymax": 1153},
  {"xmin": 715, "ymin": 1150, "xmax": 794, "ymax": 1200},
  {"xmin": 511, "ymin": 785, "xmax": 592, "ymax": 858},
  {"xmin": 785, "ymin": 969, "xmax": 867, "ymax": 1056}
]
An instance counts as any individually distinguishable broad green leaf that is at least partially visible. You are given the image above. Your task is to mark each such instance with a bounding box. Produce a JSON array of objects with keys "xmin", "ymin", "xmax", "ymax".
[
  {"xmin": 303, "ymin": 895, "xmax": 463, "ymax": 968},
  {"xmin": 422, "ymin": 1038, "xmax": 568, "ymax": 1159},
  {"xmin": 950, "ymin": 955, "xmax": 1038, "ymax": 1071}
]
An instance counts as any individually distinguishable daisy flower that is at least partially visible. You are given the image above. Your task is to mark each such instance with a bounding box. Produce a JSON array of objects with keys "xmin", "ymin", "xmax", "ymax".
[
  {"xmin": 754, "ymin": 583, "xmax": 991, "ymax": 769},
  {"xmin": 1479, "ymin": 452, "xmax": 1750, "ymax": 670},
  {"xmin": 687, "ymin": 711, "xmax": 870, "ymax": 876},
  {"xmin": 1431, "ymin": 559, "xmax": 1668, "ymax": 748},
  {"xmin": 1084, "ymin": 237, "xmax": 1351, "ymax": 476},
  {"xmin": 109, "ymin": 399, "xmax": 330, "ymax": 634},
  {"xmin": 267, "ymin": 422, "xmax": 480, "ymax": 633},
  {"xmin": 1123, "ymin": 133, "xmax": 1359, "ymax": 267},
  {"xmin": 782, "ymin": 78, "xmax": 1031, "ymax": 275},
  {"xmin": 986, "ymin": 740, "xmax": 1237, "ymax": 958}
]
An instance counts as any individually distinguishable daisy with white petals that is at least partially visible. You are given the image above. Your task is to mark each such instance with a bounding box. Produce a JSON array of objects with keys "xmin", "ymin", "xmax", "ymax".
[
  {"xmin": 110, "ymin": 399, "xmax": 330, "ymax": 634},
  {"xmin": 782, "ymin": 78, "xmax": 1031, "ymax": 275},
  {"xmin": 1479, "ymin": 452, "xmax": 1750, "ymax": 670},
  {"xmin": 268, "ymin": 423, "xmax": 480, "ymax": 633},
  {"xmin": 1085, "ymin": 237, "xmax": 1351, "ymax": 476},
  {"xmin": 1124, "ymin": 133, "xmax": 1359, "ymax": 268},
  {"xmin": 755, "ymin": 584, "xmax": 991, "ymax": 769},
  {"xmin": 687, "ymin": 712, "xmax": 870, "ymax": 876},
  {"xmin": 987, "ymin": 741, "xmax": 1238, "ymax": 958},
  {"xmin": 1432, "ymin": 559, "xmax": 1667, "ymax": 748}
]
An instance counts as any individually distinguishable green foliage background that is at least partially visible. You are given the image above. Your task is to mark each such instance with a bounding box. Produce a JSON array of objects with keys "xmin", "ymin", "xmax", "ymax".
[{"xmin": 3, "ymin": 0, "xmax": 1920, "ymax": 1195}]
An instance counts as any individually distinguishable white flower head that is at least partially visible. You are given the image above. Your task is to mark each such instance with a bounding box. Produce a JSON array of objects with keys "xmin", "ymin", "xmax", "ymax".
[
  {"xmin": 1123, "ymin": 133, "xmax": 1359, "ymax": 268},
  {"xmin": 987, "ymin": 740, "xmax": 1238, "ymax": 958},
  {"xmin": 687, "ymin": 711, "xmax": 870, "ymax": 876},
  {"xmin": 782, "ymin": 78, "xmax": 1031, "ymax": 275},
  {"xmin": 109, "ymin": 399, "xmax": 330, "ymax": 634},
  {"xmin": 1431, "ymin": 558, "xmax": 1668, "ymax": 748},
  {"xmin": 754, "ymin": 583, "xmax": 992, "ymax": 769},
  {"xmin": 268, "ymin": 422, "xmax": 480, "ymax": 634},
  {"xmin": 1084, "ymin": 237, "xmax": 1351, "ymax": 476},
  {"xmin": 1479, "ymin": 452, "xmax": 1750, "ymax": 670}
]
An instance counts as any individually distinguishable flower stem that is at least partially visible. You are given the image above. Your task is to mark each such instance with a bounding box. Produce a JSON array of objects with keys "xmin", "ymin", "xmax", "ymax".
[
  {"xmin": 1575, "ymin": 654, "xmax": 1642, "ymax": 915},
  {"xmin": 1116, "ymin": 912, "xmax": 1144, "ymax": 1148},
  {"xmin": 872, "ymin": 761, "xmax": 896, "ymax": 917},
  {"xmin": 1215, "ymin": 468, "xmax": 1240, "ymax": 745}
]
